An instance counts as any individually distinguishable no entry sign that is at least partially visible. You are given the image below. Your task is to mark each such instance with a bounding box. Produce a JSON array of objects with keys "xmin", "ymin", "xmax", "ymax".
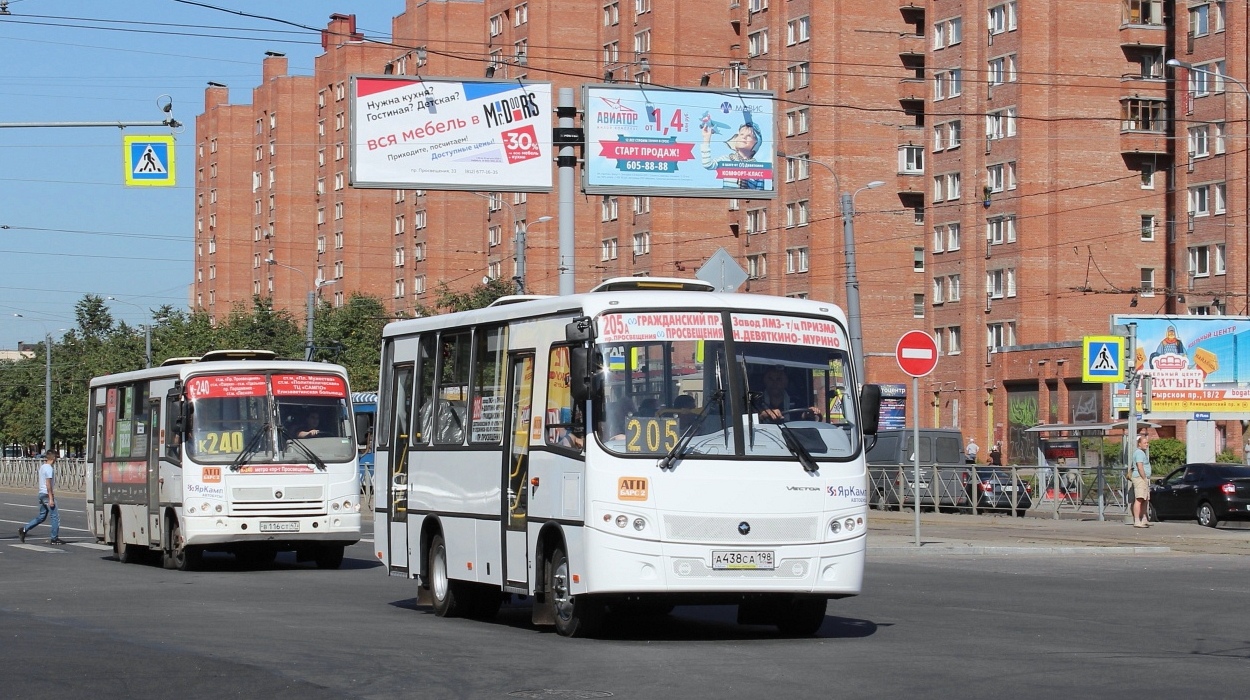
[{"xmin": 896, "ymin": 330, "xmax": 938, "ymax": 377}]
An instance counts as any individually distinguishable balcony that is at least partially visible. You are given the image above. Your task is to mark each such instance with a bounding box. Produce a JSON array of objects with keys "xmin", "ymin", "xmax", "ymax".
[
  {"xmin": 1120, "ymin": 130, "xmax": 1168, "ymax": 154},
  {"xmin": 899, "ymin": 77, "xmax": 925, "ymax": 101},
  {"xmin": 899, "ymin": 32, "xmax": 925, "ymax": 58},
  {"xmin": 1119, "ymin": 23, "xmax": 1166, "ymax": 48}
]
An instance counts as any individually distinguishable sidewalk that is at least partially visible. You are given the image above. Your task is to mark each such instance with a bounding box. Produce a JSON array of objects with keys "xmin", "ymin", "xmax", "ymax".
[{"xmin": 868, "ymin": 509, "xmax": 1250, "ymax": 556}]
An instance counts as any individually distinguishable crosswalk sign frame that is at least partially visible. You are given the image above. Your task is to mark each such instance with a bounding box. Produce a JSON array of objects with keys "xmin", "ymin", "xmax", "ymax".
[
  {"xmin": 1082, "ymin": 335, "xmax": 1125, "ymax": 383},
  {"xmin": 123, "ymin": 134, "xmax": 176, "ymax": 187}
]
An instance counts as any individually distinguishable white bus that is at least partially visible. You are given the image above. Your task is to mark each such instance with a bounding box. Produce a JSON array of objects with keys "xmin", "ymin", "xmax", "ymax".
[
  {"xmin": 87, "ymin": 350, "xmax": 364, "ymax": 570},
  {"xmin": 372, "ymin": 278, "xmax": 882, "ymax": 636}
]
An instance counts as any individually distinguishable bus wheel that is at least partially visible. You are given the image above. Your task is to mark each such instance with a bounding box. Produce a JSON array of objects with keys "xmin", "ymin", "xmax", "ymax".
[
  {"xmin": 314, "ymin": 544, "xmax": 345, "ymax": 570},
  {"xmin": 112, "ymin": 516, "xmax": 136, "ymax": 564},
  {"xmin": 775, "ymin": 597, "xmax": 828, "ymax": 637},
  {"xmin": 549, "ymin": 545, "xmax": 604, "ymax": 638},
  {"xmin": 428, "ymin": 534, "xmax": 465, "ymax": 617},
  {"xmin": 164, "ymin": 520, "xmax": 201, "ymax": 572}
]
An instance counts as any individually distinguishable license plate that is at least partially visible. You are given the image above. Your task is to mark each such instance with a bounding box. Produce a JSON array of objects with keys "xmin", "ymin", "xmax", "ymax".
[
  {"xmin": 1002, "ymin": 485, "xmax": 1015, "ymax": 492},
  {"xmin": 260, "ymin": 521, "xmax": 300, "ymax": 533},
  {"xmin": 712, "ymin": 550, "xmax": 775, "ymax": 570}
]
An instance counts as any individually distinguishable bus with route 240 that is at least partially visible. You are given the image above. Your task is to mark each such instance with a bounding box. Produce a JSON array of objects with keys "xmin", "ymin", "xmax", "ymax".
[
  {"xmin": 87, "ymin": 350, "xmax": 364, "ymax": 570},
  {"xmin": 372, "ymin": 278, "xmax": 881, "ymax": 636}
]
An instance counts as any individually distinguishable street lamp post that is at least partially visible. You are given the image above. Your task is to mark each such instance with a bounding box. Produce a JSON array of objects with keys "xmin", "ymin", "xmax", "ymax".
[
  {"xmin": 472, "ymin": 193, "xmax": 552, "ymax": 293},
  {"xmin": 265, "ymin": 258, "xmax": 329, "ymax": 361},
  {"xmin": 778, "ymin": 154, "xmax": 884, "ymax": 380}
]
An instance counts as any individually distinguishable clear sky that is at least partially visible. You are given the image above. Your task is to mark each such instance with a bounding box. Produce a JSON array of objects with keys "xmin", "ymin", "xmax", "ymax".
[{"xmin": 0, "ymin": 0, "xmax": 404, "ymax": 349}]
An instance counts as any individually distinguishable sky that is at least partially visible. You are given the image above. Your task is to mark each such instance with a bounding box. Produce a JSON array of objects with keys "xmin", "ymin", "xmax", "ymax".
[{"xmin": 0, "ymin": 0, "xmax": 405, "ymax": 349}]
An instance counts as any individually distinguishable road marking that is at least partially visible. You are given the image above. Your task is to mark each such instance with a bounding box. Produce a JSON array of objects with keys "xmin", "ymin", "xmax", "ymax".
[
  {"xmin": 2, "ymin": 503, "xmax": 87, "ymax": 514},
  {"xmin": 11, "ymin": 544, "xmax": 66, "ymax": 553},
  {"xmin": 72, "ymin": 542, "xmax": 114, "ymax": 551},
  {"xmin": 1, "ymin": 519, "xmax": 91, "ymax": 533}
]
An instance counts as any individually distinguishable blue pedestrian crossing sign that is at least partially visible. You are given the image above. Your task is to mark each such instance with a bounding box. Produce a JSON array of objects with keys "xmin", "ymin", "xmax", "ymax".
[
  {"xmin": 1082, "ymin": 335, "xmax": 1124, "ymax": 383},
  {"xmin": 123, "ymin": 134, "xmax": 176, "ymax": 187}
]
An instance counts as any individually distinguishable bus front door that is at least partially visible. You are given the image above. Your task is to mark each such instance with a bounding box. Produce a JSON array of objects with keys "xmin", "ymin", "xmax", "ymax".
[
  {"xmin": 502, "ymin": 353, "xmax": 534, "ymax": 588},
  {"xmin": 387, "ymin": 364, "xmax": 415, "ymax": 573},
  {"xmin": 147, "ymin": 398, "xmax": 161, "ymax": 547}
]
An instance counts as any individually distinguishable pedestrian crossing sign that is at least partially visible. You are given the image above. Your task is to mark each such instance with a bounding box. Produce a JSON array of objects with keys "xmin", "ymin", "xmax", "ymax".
[
  {"xmin": 123, "ymin": 134, "xmax": 176, "ymax": 187},
  {"xmin": 1082, "ymin": 335, "xmax": 1124, "ymax": 383}
]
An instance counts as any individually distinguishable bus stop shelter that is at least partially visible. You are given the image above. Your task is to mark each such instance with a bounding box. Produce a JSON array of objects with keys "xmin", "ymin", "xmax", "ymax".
[{"xmin": 1025, "ymin": 421, "xmax": 1158, "ymax": 521}]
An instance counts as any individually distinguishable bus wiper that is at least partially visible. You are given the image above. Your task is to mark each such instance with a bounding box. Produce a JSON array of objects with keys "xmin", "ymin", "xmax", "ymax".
[
  {"xmin": 775, "ymin": 416, "xmax": 820, "ymax": 474},
  {"xmin": 277, "ymin": 424, "xmax": 329, "ymax": 472},
  {"xmin": 229, "ymin": 420, "xmax": 271, "ymax": 472},
  {"xmin": 657, "ymin": 390, "xmax": 724, "ymax": 471}
]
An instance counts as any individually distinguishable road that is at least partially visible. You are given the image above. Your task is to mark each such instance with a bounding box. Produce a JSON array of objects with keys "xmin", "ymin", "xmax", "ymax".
[{"xmin": 1, "ymin": 493, "xmax": 1246, "ymax": 699}]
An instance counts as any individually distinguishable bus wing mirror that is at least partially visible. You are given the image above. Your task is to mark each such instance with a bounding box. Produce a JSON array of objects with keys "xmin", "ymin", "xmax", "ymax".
[
  {"xmin": 354, "ymin": 413, "xmax": 374, "ymax": 447},
  {"xmin": 565, "ymin": 317, "xmax": 595, "ymax": 343},
  {"xmin": 859, "ymin": 384, "xmax": 882, "ymax": 436},
  {"xmin": 569, "ymin": 347, "xmax": 590, "ymax": 403}
]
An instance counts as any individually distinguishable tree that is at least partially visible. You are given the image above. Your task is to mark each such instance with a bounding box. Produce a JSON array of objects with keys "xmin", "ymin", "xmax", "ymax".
[
  {"xmin": 312, "ymin": 293, "xmax": 389, "ymax": 393},
  {"xmin": 429, "ymin": 277, "xmax": 514, "ymax": 314}
]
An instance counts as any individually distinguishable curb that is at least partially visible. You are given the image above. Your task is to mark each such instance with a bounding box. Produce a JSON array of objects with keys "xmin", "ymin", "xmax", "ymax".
[{"xmin": 869, "ymin": 545, "xmax": 1172, "ymax": 555}]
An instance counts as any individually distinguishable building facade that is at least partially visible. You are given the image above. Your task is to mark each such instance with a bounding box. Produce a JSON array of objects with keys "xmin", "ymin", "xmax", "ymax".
[{"xmin": 193, "ymin": 1, "xmax": 1248, "ymax": 454}]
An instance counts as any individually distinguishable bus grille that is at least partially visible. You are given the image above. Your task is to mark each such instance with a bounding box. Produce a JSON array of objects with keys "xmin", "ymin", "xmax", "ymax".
[
  {"xmin": 671, "ymin": 558, "xmax": 810, "ymax": 579},
  {"xmin": 663, "ymin": 515, "xmax": 818, "ymax": 543},
  {"xmin": 229, "ymin": 486, "xmax": 325, "ymax": 516}
]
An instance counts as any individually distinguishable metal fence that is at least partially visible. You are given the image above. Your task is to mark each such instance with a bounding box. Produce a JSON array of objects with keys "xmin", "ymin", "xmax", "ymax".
[
  {"xmin": 868, "ymin": 465, "xmax": 1131, "ymax": 517},
  {"xmin": 0, "ymin": 458, "xmax": 88, "ymax": 493}
]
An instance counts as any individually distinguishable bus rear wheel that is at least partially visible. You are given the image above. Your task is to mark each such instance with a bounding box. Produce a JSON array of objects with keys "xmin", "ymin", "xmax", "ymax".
[
  {"xmin": 549, "ymin": 545, "xmax": 604, "ymax": 637},
  {"xmin": 428, "ymin": 534, "xmax": 466, "ymax": 617},
  {"xmin": 315, "ymin": 544, "xmax": 345, "ymax": 569}
]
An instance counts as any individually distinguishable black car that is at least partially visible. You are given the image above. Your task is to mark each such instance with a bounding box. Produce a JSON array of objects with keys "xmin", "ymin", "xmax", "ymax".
[
  {"xmin": 966, "ymin": 467, "xmax": 1032, "ymax": 516},
  {"xmin": 1149, "ymin": 463, "xmax": 1250, "ymax": 527}
]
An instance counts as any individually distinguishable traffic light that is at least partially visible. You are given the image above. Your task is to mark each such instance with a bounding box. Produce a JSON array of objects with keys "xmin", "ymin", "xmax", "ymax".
[{"xmin": 1140, "ymin": 374, "xmax": 1153, "ymax": 413}]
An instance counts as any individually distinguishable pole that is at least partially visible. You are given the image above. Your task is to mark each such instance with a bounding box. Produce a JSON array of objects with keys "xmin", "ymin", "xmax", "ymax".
[
  {"xmin": 557, "ymin": 87, "xmax": 576, "ymax": 295},
  {"xmin": 913, "ymin": 375, "xmax": 921, "ymax": 547},
  {"xmin": 305, "ymin": 289, "xmax": 315, "ymax": 361},
  {"xmin": 44, "ymin": 332, "xmax": 52, "ymax": 452},
  {"xmin": 144, "ymin": 325, "xmax": 152, "ymax": 369},
  {"xmin": 1123, "ymin": 323, "xmax": 1137, "ymax": 522},
  {"xmin": 842, "ymin": 192, "xmax": 865, "ymax": 380},
  {"xmin": 515, "ymin": 222, "xmax": 527, "ymax": 294}
]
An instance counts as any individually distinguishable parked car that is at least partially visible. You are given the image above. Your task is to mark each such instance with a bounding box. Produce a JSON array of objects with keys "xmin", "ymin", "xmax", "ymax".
[
  {"xmin": 965, "ymin": 467, "xmax": 1032, "ymax": 516},
  {"xmin": 1149, "ymin": 463, "xmax": 1250, "ymax": 527}
]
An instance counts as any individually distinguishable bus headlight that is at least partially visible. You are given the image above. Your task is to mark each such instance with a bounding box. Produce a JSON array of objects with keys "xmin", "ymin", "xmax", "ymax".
[
  {"xmin": 332, "ymin": 502, "xmax": 340, "ymax": 511},
  {"xmin": 829, "ymin": 519, "xmax": 841, "ymax": 534},
  {"xmin": 615, "ymin": 515, "xmax": 628, "ymax": 528}
]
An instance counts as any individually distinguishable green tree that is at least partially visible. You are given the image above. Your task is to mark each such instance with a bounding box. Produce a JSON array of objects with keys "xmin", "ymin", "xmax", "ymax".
[
  {"xmin": 215, "ymin": 296, "xmax": 303, "ymax": 358},
  {"xmin": 312, "ymin": 293, "xmax": 389, "ymax": 393},
  {"xmin": 1147, "ymin": 437, "xmax": 1186, "ymax": 475},
  {"xmin": 428, "ymin": 277, "xmax": 514, "ymax": 314}
]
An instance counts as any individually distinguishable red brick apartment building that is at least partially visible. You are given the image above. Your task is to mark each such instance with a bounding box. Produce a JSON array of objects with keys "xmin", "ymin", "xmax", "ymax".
[{"xmin": 193, "ymin": 1, "xmax": 1250, "ymax": 457}]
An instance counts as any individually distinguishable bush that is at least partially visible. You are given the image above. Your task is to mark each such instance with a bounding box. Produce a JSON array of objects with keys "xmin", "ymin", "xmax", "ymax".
[
  {"xmin": 1147, "ymin": 438, "xmax": 1186, "ymax": 475},
  {"xmin": 1216, "ymin": 449, "xmax": 1241, "ymax": 464}
]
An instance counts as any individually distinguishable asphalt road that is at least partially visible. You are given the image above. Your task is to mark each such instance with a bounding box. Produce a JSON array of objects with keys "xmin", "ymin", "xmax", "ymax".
[{"xmin": 1, "ymin": 494, "xmax": 1247, "ymax": 699}]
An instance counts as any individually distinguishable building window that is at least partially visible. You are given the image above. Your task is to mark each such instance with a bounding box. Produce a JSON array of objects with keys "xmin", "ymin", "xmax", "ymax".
[
  {"xmin": 603, "ymin": 41, "xmax": 619, "ymax": 65},
  {"xmin": 933, "ymin": 69, "xmax": 961, "ymax": 99},
  {"xmin": 1122, "ymin": 99, "xmax": 1166, "ymax": 132},
  {"xmin": 1140, "ymin": 214, "xmax": 1155, "ymax": 241},
  {"xmin": 786, "ymin": 62, "xmax": 810, "ymax": 91},
  {"xmin": 786, "ymin": 247, "xmax": 809, "ymax": 273},
  {"xmin": 746, "ymin": 208, "xmax": 767, "ymax": 234},
  {"xmin": 603, "ymin": 1, "xmax": 619, "ymax": 25},
  {"xmin": 948, "ymin": 274, "xmax": 961, "ymax": 301},
  {"xmin": 394, "ymin": 216, "xmax": 405, "ymax": 235},
  {"xmin": 786, "ymin": 108, "xmax": 810, "ymax": 135},
  {"xmin": 489, "ymin": 225, "xmax": 503, "ymax": 247},
  {"xmin": 335, "ymin": 232, "xmax": 343, "ymax": 249},
  {"xmin": 317, "ymin": 236, "xmax": 326, "ymax": 254},
  {"xmin": 913, "ymin": 247, "xmax": 925, "ymax": 272},
  {"xmin": 948, "ymin": 120, "xmax": 962, "ymax": 148},
  {"xmin": 786, "ymin": 16, "xmax": 810, "ymax": 45},
  {"xmin": 1189, "ymin": 125, "xmax": 1210, "ymax": 157},
  {"xmin": 601, "ymin": 196, "xmax": 619, "ymax": 221},
  {"xmin": 784, "ymin": 200, "xmax": 809, "ymax": 227},
  {"xmin": 1214, "ymin": 183, "xmax": 1227, "ymax": 214},
  {"xmin": 785, "ymin": 156, "xmax": 810, "ymax": 182},
  {"xmin": 1215, "ymin": 243, "xmax": 1227, "ymax": 275},
  {"xmin": 394, "ymin": 278, "xmax": 406, "ymax": 298},
  {"xmin": 986, "ymin": 108, "xmax": 1017, "ymax": 140},
  {"xmin": 987, "ymin": 322, "xmax": 1014, "ymax": 350},
  {"xmin": 334, "ymin": 261, "xmax": 344, "ymax": 279},
  {"xmin": 488, "ymin": 192, "xmax": 503, "ymax": 212},
  {"xmin": 747, "ymin": 253, "xmax": 767, "ymax": 279},
  {"xmin": 516, "ymin": 2, "xmax": 528, "ymax": 24},
  {"xmin": 987, "ymin": 216, "xmax": 1016, "ymax": 244},
  {"xmin": 334, "ymin": 173, "xmax": 344, "ymax": 190},
  {"xmin": 394, "ymin": 247, "xmax": 406, "ymax": 267},
  {"xmin": 947, "ymin": 223, "xmax": 962, "ymax": 251},
  {"xmin": 1140, "ymin": 268, "xmax": 1155, "ymax": 297},
  {"xmin": 988, "ymin": 2, "xmax": 1017, "ymax": 34},
  {"xmin": 932, "ymin": 279, "xmax": 945, "ymax": 304},
  {"xmin": 632, "ymin": 196, "xmax": 650, "ymax": 214},
  {"xmin": 1189, "ymin": 185, "xmax": 1211, "ymax": 216},
  {"xmin": 933, "ymin": 226, "xmax": 945, "ymax": 253},
  {"xmin": 635, "ymin": 0, "xmax": 650, "ymax": 14},
  {"xmin": 748, "ymin": 30, "xmax": 768, "ymax": 57},
  {"xmin": 913, "ymin": 294, "xmax": 926, "ymax": 318},
  {"xmin": 748, "ymin": 0, "xmax": 767, "ymax": 11},
  {"xmin": 946, "ymin": 172, "xmax": 961, "ymax": 200},
  {"xmin": 415, "ymin": 210, "xmax": 427, "ymax": 229},
  {"xmin": 601, "ymin": 238, "xmax": 618, "ymax": 261},
  {"xmin": 987, "ymin": 54, "xmax": 1016, "ymax": 85},
  {"xmin": 1189, "ymin": 245, "xmax": 1210, "ymax": 277},
  {"xmin": 947, "ymin": 326, "xmax": 963, "ymax": 354},
  {"xmin": 899, "ymin": 145, "xmax": 924, "ymax": 174},
  {"xmin": 632, "ymin": 231, "xmax": 651, "ymax": 256},
  {"xmin": 414, "ymin": 275, "xmax": 427, "ymax": 294},
  {"xmin": 633, "ymin": 30, "xmax": 651, "ymax": 58},
  {"xmin": 414, "ymin": 242, "xmax": 425, "ymax": 261},
  {"xmin": 746, "ymin": 73, "xmax": 768, "ymax": 91},
  {"xmin": 1125, "ymin": 0, "xmax": 1164, "ymax": 25}
]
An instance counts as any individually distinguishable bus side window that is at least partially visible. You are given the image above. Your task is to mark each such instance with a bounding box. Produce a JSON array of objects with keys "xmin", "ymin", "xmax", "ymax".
[
  {"xmin": 545, "ymin": 345, "xmax": 583, "ymax": 452},
  {"xmin": 164, "ymin": 394, "xmax": 182, "ymax": 462}
]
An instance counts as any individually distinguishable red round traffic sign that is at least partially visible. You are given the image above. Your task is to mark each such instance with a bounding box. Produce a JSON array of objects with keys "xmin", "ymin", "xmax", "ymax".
[{"xmin": 895, "ymin": 330, "xmax": 939, "ymax": 377}]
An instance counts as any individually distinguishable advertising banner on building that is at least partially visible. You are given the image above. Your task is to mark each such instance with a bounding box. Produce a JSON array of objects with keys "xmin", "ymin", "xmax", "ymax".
[
  {"xmin": 1112, "ymin": 314, "xmax": 1250, "ymax": 418},
  {"xmin": 582, "ymin": 85, "xmax": 776, "ymax": 198},
  {"xmin": 350, "ymin": 76, "xmax": 553, "ymax": 192}
]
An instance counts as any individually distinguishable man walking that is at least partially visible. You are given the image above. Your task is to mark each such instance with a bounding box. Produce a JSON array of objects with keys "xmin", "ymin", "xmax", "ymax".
[
  {"xmin": 19, "ymin": 450, "xmax": 66, "ymax": 544},
  {"xmin": 965, "ymin": 437, "xmax": 980, "ymax": 464}
]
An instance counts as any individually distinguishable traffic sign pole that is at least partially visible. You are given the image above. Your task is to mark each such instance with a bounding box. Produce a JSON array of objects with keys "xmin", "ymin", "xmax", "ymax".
[{"xmin": 894, "ymin": 331, "xmax": 938, "ymax": 547}]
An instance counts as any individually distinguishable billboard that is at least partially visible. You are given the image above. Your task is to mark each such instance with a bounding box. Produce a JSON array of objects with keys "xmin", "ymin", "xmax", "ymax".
[
  {"xmin": 582, "ymin": 85, "xmax": 776, "ymax": 198},
  {"xmin": 1112, "ymin": 314, "xmax": 1250, "ymax": 418},
  {"xmin": 350, "ymin": 76, "xmax": 553, "ymax": 192}
]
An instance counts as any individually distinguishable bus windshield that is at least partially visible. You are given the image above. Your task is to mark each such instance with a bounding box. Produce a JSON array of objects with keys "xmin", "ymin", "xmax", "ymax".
[
  {"xmin": 186, "ymin": 372, "xmax": 356, "ymax": 465},
  {"xmin": 592, "ymin": 310, "xmax": 860, "ymax": 461}
]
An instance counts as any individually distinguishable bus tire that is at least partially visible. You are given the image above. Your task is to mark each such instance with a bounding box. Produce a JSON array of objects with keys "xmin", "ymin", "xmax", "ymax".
[
  {"xmin": 315, "ymin": 544, "xmax": 345, "ymax": 570},
  {"xmin": 775, "ymin": 597, "xmax": 828, "ymax": 637},
  {"xmin": 428, "ymin": 534, "xmax": 466, "ymax": 617},
  {"xmin": 112, "ymin": 515, "xmax": 137, "ymax": 564},
  {"xmin": 164, "ymin": 520, "xmax": 201, "ymax": 572},
  {"xmin": 549, "ymin": 545, "xmax": 604, "ymax": 638}
]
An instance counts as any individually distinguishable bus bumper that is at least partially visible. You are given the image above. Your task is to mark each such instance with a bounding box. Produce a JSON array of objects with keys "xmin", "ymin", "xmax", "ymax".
[
  {"xmin": 578, "ymin": 525, "xmax": 865, "ymax": 596},
  {"xmin": 183, "ymin": 512, "xmax": 362, "ymax": 546}
]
